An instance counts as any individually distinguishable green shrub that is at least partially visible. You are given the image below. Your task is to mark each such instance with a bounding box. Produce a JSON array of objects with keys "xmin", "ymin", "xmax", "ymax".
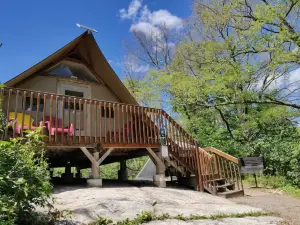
[
  {"xmin": 0, "ymin": 129, "xmax": 52, "ymax": 223},
  {"xmin": 88, "ymin": 216, "xmax": 113, "ymax": 225}
]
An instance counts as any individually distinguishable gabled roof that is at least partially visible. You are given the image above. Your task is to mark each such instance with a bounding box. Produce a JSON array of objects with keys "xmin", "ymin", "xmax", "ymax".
[{"xmin": 5, "ymin": 32, "xmax": 138, "ymax": 105}]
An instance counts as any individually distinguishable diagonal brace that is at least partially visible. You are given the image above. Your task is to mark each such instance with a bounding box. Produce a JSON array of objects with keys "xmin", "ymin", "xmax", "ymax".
[{"xmin": 80, "ymin": 147, "xmax": 114, "ymax": 166}]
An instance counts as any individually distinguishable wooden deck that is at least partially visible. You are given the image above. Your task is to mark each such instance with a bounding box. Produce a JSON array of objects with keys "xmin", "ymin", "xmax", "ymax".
[
  {"xmin": 1, "ymin": 87, "xmax": 244, "ymax": 195},
  {"xmin": 1, "ymin": 87, "xmax": 164, "ymax": 149}
]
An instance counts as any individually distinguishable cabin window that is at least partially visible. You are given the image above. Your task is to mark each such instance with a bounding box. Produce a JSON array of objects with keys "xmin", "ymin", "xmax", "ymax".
[
  {"xmin": 25, "ymin": 97, "xmax": 44, "ymax": 112},
  {"xmin": 64, "ymin": 90, "xmax": 84, "ymax": 110},
  {"xmin": 47, "ymin": 62, "xmax": 98, "ymax": 83}
]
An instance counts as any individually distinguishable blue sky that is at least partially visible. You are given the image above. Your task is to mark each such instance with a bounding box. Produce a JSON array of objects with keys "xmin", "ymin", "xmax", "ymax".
[{"xmin": 0, "ymin": 0, "xmax": 192, "ymax": 83}]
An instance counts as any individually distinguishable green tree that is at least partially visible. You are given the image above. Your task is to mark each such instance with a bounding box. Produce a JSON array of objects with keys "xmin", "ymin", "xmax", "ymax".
[
  {"xmin": 0, "ymin": 130, "xmax": 52, "ymax": 223},
  {"xmin": 124, "ymin": 0, "xmax": 300, "ymax": 185}
]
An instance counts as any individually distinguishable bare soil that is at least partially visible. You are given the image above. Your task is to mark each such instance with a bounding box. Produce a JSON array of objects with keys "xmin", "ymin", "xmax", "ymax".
[{"xmin": 231, "ymin": 185, "xmax": 300, "ymax": 225}]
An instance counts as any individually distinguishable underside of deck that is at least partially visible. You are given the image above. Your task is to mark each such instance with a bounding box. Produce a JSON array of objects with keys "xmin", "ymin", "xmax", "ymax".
[{"xmin": 46, "ymin": 143, "xmax": 160, "ymax": 168}]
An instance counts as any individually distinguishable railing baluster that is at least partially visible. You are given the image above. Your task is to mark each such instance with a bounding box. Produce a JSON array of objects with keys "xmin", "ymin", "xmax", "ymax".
[
  {"xmin": 126, "ymin": 105, "xmax": 129, "ymax": 144},
  {"xmin": 99, "ymin": 102, "xmax": 102, "ymax": 142},
  {"xmin": 130, "ymin": 106, "xmax": 134, "ymax": 144},
  {"xmin": 61, "ymin": 97, "xmax": 65, "ymax": 144},
  {"xmin": 138, "ymin": 107, "xmax": 142, "ymax": 143},
  {"xmin": 89, "ymin": 100, "xmax": 93, "ymax": 143},
  {"xmin": 67, "ymin": 97, "xmax": 71, "ymax": 144},
  {"xmin": 229, "ymin": 161, "xmax": 234, "ymax": 184},
  {"xmin": 145, "ymin": 108, "xmax": 150, "ymax": 144},
  {"xmin": 36, "ymin": 93, "xmax": 40, "ymax": 132},
  {"xmin": 94, "ymin": 101, "xmax": 97, "ymax": 143},
  {"xmin": 122, "ymin": 105, "xmax": 125, "ymax": 143},
  {"xmin": 84, "ymin": 100, "xmax": 87, "ymax": 143},
  {"xmin": 151, "ymin": 109, "xmax": 155, "ymax": 143},
  {"xmin": 113, "ymin": 103, "xmax": 116, "ymax": 143},
  {"xmin": 134, "ymin": 106, "xmax": 138, "ymax": 143},
  {"xmin": 13, "ymin": 90, "xmax": 19, "ymax": 138},
  {"xmin": 21, "ymin": 91, "xmax": 26, "ymax": 136},
  {"xmin": 43, "ymin": 94, "xmax": 46, "ymax": 131},
  {"xmin": 55, "ymin": 96, "xmax": 59, "ymax": 143},
  {"xmin": 118, "ymin": 104, "xmax": 121, "ymax": 143},
  {"xmin": 73, "ymin": 98, "xmax": 77, "ymax": 143},
  {"xmin": 142, "ymin": 108, "xmax": 146, "ymax": 144},
  {"xmin": 29, "ymin": 92, "xmax": 33, "ymax": 130},
  {"xmin": 104, "ymin": 102, "xmax": 107, "ymax": 143},
  {"xmin": 79, "ymin": 99, "xmax": 82, "ymax": 143},
  {"xmin": 108, "ymin": 103, "xmax": 112, "ymax": 143},
  {"xmin": 49, "ymin": 95, "xmax": 53, "ymax": 143}
]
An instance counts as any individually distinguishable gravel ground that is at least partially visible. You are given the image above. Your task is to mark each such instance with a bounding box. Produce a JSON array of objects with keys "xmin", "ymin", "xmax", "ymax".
[
  {"xmin": 231, "ymin": 186, "xmax": 300, "ymax": 225},
  {"xmin": 51, "ymin": 183, "xmax": 281, "ymax": 224}
]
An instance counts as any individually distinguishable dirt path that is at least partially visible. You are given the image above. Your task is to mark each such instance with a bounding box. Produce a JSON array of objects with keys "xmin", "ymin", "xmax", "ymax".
[{"xmin": 231, "ymin": 185, "xmax": 300, "ymax": 224}]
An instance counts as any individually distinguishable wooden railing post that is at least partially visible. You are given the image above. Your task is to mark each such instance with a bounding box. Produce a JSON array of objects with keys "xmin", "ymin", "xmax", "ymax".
[{"xmin": 195, "ymin": 142, "xmax": 204, "ymax": 192}]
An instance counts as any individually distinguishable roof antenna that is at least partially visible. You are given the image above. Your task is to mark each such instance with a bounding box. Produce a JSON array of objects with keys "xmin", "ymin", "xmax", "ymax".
[{"xmin": 76, "ymin": 24, "xmax": 98, "ymax": 34}]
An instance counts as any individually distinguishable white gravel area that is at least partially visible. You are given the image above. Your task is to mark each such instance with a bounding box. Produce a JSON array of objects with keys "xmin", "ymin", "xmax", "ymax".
[{"xmin": 51, "ymin": 185, "xmax": 277, "ymax": 224}]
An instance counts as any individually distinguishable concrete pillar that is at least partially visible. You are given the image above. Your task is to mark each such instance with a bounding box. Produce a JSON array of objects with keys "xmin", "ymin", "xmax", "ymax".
[
  {"xmin": 87, "ymin": 152, "xmax": 102, "ymax": 187},
  {"xmin": 153, "ymin": 154, "xmax": 166, "ymax": 188},
  {"xmin": 118, "ymin": 159, "xmax": 128, "ymax": 180}
]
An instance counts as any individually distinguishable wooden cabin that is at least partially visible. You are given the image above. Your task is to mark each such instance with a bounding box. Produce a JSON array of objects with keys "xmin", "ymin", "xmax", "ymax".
[{"xmin": 1, "ymin": 32, "xmax": 244, "ymax": 197}]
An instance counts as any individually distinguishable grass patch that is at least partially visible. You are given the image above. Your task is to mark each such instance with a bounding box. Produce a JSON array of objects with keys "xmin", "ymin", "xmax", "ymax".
[
  {"xmin": 244, "ymin": 175, "xmax": 300, "ymax": 198},
  {"xmin": 88, "ymin": 210, "xmax": 273, "ymax": 225}
]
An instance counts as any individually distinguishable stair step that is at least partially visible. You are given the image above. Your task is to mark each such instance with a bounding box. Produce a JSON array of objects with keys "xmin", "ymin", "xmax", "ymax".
[
  {"xmin": 216, "ymin": 183, "xmax": 235, "ymax": 192},
  {"xmin": 217, "ymin": 190, "xmax": 244, "ymax": 199},
  {"xmin": 206, "ymin": 178, "xmax": 226, "ymax": 185}
]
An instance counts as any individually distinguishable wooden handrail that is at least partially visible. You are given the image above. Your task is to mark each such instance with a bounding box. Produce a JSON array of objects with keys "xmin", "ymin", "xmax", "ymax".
[{"xmin": 204, "ymin": 147, "xmax": 239, "ymax": 164}]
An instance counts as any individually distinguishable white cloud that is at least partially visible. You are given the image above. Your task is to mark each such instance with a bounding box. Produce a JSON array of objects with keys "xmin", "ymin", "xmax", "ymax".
[
  {"xmin": 150, "ymin": 10, "xmax": 182, "ymax": 30},
  {"xmin": 120, "ymin": 0, "xmax": 142, "ymax": 20},
  {"xmin": 130, "ymin": 22, "xmax": 161, "ymax": 37},
  {"xmin": 133, "ymin": 64, "xmax": 149, "ymax": 73},
  {"xmin": 119, "ymin": 0, "xmax": 182, "ymax": 36}
]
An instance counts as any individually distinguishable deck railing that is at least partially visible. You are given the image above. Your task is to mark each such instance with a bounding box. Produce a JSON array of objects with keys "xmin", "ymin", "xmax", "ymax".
[
  {"xmin": 0, "ymin": 87, "xmax": 166, "ymax": 146},
  {"xmin": 0, "ymin": 87, "xmax": 243, "ymax": 193}
]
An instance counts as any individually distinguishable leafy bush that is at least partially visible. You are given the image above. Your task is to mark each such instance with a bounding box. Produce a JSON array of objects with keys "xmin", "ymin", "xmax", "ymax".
[{"xmin": 0, "ymin": 130, "xmax": 52, "ymax": 224}]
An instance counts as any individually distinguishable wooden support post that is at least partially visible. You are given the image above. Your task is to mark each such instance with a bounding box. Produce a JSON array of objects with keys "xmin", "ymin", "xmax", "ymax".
[
  {"xmin": 146, "ymin": 148, "xmax": 166, "ymax": 188},
  {"xmin": 91, "ymin": 152, "xmax": 100, "ymax": 179},
  {"xmin": 80, "ymin": 146, "xmax": 104, "ymax": 187}
]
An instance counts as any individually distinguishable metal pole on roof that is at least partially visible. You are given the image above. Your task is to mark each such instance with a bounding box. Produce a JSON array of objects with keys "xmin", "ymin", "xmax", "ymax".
[{"xmin": 76, "ymin": 24, "xmax": 98, "ymax": 34}]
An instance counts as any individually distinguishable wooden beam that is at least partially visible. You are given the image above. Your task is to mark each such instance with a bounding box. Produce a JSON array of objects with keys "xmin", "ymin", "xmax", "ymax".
[
  {"xmin": 103, "ymin": 143, "xmax": 160, "ymax": 149},
  {"xmin": 146, "ymin": 147, "xmax": 164, "ymax": 169},
  {"xmin": 204, "ymin": 147, "xmax": 239, "ymax": 164},
  {"xmin": 97, "ymin": 148, "xmax": 114, "ymax": 165},
  {"xmin": 80, "ymin": 147, "xmax": 98, "ymax": 165}
]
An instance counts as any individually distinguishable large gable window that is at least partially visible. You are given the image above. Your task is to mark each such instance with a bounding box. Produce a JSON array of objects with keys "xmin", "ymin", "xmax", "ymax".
[
  {"xmin": 49, "ymin": 64, "xmax": 73, "ymax": 78},
  {"xmin": 46, "ymin": 60, "xmax": 98, "ymax": 83}
]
